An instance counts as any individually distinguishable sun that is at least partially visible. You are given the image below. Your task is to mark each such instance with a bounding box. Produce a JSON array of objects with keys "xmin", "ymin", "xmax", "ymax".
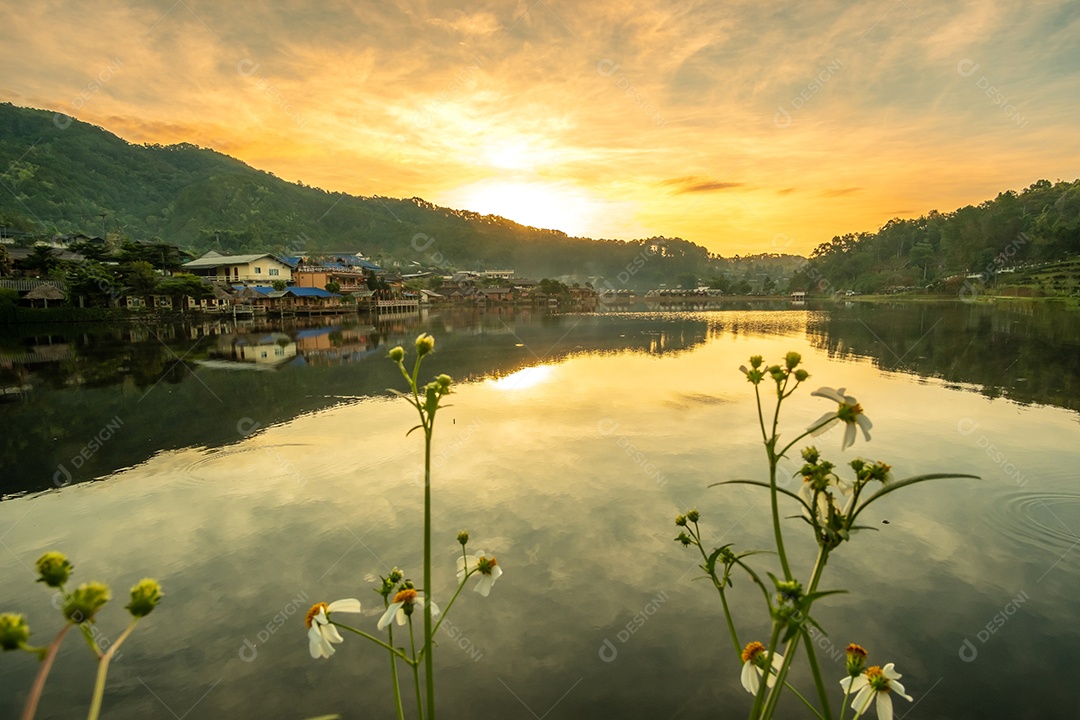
[{"xmin": 446, "ymin": 179, "xmax": 596, "ymax": 236}]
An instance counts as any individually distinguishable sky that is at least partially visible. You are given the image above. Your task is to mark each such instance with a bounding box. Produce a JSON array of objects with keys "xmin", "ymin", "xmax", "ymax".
[{"xmin": 2, "ymin": 0, "xmax": 1079, "ymax": 256}]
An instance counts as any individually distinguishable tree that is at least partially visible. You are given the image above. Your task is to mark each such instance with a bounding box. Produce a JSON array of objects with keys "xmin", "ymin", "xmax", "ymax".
[
  {"xmin": 0, "ymin": 245, "xmax": 11, "ymax": 276},
  {"xmin": 676, "ymin": 272, "xmax": 697, "ymax": 290},
  {"xmin": 157, "ymin": 274, "xmax": 211, "ymax": 311},
  {"xmin": 23, "ymin": 245, "xmax": 60, "ymax": 276},
  {"xmin": 67, "ymin": 262, "xmax": 122, "ymax": 307},
  {"xmin": 122, "ymin": 261, "xmax": 160, "ymax": 301},
  {"xmin": 325, "ymin": 281, "xmax": 341, "ymax": 293},
  {"xmin": 273, "ymin": 280, "xmax": 288, "ymax": 291}
]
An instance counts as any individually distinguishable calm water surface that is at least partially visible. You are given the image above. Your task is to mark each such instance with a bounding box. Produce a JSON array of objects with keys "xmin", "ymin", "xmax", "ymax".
[{"xmin": 2, "ymin": 302, "xmax": 1078, "ymax": 719}]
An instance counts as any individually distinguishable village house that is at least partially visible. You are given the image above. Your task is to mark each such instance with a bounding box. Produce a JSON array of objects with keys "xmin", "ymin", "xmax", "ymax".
[{"xmin": 182, "ymin": 251, "xmax": 296, "ymax": 284}]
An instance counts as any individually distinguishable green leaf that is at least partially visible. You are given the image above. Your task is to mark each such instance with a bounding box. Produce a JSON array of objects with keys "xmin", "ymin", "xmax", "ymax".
[
  {"xmin": 851, "ymin": 473, "xmax": 979, "ymax": 523},
  {"xmin": 710, "ymin": 479, "xmax": 812, "ymax": 515}
]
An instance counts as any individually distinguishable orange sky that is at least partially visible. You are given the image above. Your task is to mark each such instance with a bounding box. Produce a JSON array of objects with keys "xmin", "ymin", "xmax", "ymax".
[{"xmin": 2, "ymin": 1, "xmax": 1079, "ymax": 255}]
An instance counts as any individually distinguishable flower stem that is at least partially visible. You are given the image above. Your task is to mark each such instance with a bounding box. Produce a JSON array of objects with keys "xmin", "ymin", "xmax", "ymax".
[
  {"xmin": 784, "ymin": 681, "xmax": 826, "ymax": 720},
  {"xmin": 800, "ymin": 630, "xmax": 834, "ymax": 720},
  {"xmin": 22, "ymin": 623, "xmax": 71, "ymax": 720},
  {"xmin": 422, "ymin": 427, "xmax": 435, "ymax": 720},
  {"xmin": 388, "ymin": 624, "xmax": 405, "ymax": 720},
  {"xmin": 408, "ymin": 617, "xmax": 424, "ymax": 720},
  {"xmin": 767, "ymin": 450, "xmax": 793, "ymax": 581},
  {"xmin": 749, "ymin": 624, "xmax": 781, "ymax": 720},
  {"xmin": 759, "ymin": 548, "xmax": 830, "ymax": 719},
  {"xmin": 719, "ymin": 587, "xmax": 742, "ymax": 658},
  {"xmin": 425, "ymin": 572, "xmax": 473, "ymax": 653},
  {"xmin": 332, "ymin": 622, "xmax": 410, "ymax": 660},
  {"xmin": 86, "ymin": 619, "xmax": 139, "ymax": 720}
]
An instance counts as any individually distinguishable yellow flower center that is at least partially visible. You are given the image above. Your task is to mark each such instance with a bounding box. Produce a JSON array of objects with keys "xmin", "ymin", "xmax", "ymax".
[
  {"xmin": 478, "ymin": 556, "xmax": 498, "ymax": 575},
  {"xmin": 865, "ymin": 666, "xmax": 891, "ymax": 692},
  {"xmin": 741, "ymin": 641, "xmax": 765, "ymax": 664},
  {"xmin": 846, "ymin": 643, "xmax": 867, "ymax": 658},
  {"xmin": 393, "ymin": 588, "xmax": 418, "ymax": 605},
  {"xmin": 305, "ymin": 602, "xmax": 328, "ymax": 628}
]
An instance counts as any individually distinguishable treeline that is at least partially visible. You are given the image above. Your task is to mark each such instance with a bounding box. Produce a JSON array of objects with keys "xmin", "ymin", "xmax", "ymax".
[
  {"xmin": 0, "ymin": 103, "xmax": 717, "ymax": 287},
  {"xmin": 796, "ymin": 179, "xmax": 1080, "ymax": 293}
]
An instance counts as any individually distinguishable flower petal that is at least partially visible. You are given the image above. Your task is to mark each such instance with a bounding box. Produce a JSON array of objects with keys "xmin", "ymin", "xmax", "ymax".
[
  {"xmin": 809, "ymin": 413, "xmax": 839, "ymax": 436},
  {"xmin": 378, "ymin": 602, "xmax": 402, "ymax": 630},
  {"xmin": 811, "ymin": 387, "xmax": 845, "ymax": 403},
  {"xmin": 323, "ymin": 623, "xmax": 343, "ymax": 644},
  {"xmin": 856, "ymin": 414, "xmax": 873, "ymax": 441},
  {"xmin": 851, "ymin": 686, "xmax": 873, "ymax": 717},
  {"xmin": 890, "ymin": 680, "xmax": 912, "ymax": 702},
  {"xmin": 328, "ymin": 598, "xmax": 362, "ymax": 614},
  {"xmin": 842, "ymin": 422, "xmax": 856, "ymax": 450},
  {"xmin": 876, "ymin": 692, "xmax": 894, "ymax": 720},
  {"xmin": 741, "ymin": 661, "xmax": 758, "ymax": 694},
  {"xmin": 308, "ymin": 625, "xmax": 326, "ymax": 659}
]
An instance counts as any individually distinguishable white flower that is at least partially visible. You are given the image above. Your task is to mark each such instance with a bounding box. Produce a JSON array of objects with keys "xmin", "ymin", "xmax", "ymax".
[
  {"xmin": 740, "ymin": 642, "xmax": 785, "ymax": 695},
  {"xmin": 457, "ymin": 551, "xmax": 504, "ymax": 597},
  {"xmin": 377, "ymin": 588, "xmax": 439, "ymax": 630},
  {"xmin": 840, "ymin": 663, "xmax": 913, "ymax": 720},
  {"xmin": 305, "ymin": 598, "xmax": 362, "ymax": 659},
  {"xmin": 809, "ymin": 387, "xmax": 873, "ymax": 450}
]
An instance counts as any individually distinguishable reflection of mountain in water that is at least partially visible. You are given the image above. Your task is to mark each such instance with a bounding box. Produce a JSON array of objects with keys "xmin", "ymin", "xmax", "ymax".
[
  {"xmin": 1, "ymin": 309, "xmax": 717, "ymax": 496},
  {"xmin": 806, "ymin": 302, "xmax": 1080, "ymax": 414}
]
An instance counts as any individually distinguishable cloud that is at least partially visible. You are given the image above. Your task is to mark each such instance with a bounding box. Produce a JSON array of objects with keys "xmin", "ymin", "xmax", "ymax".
[
  {"xmin": 821, "ymin": 187, "xmax": 862, "ymax": 198},
  {"xmin": 0, "ymin": 0, "xmax": 1078, "ymax": 255},
  {"xmin": 661, "ymin": 176, "xmax": 746, "ymax": 194}
]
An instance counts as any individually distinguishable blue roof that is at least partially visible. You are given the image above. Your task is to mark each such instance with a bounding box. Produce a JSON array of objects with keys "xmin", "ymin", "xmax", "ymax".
[
  {"xmin": 294, "ymin": 326, "xmax": 340, "ymax": 339},
  {"xmin": 286, "ymin": 287, "xmax": 338, "ymax": 298},
  {"xmin": 232, "ymin": 285, "xmax": 275, "ymax": 295}
]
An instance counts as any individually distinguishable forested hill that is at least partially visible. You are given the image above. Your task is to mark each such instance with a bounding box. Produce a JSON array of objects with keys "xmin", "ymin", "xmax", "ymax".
[
  {"xmin": 0, "ymin": 102, "xmax": 716, "ymax": 284},
  {"xmin": 796, "ymin": 178, "xmax": 1080, "ymax": 294}
]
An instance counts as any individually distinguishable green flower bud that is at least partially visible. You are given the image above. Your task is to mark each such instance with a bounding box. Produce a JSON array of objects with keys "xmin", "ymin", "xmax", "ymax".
[
  {"xmin": 775, "ymin": 580, "xmax": 803, "ymax": 603},
  {"xmin": 0, "ymin": 612, "xmax": 30, "ymax": 651},
  {"xmin": 126, "ymin": 578, "xmax": 163, "ymax": 618},
  {"xmin": 389, "ymin": 567, "xmax": 404, "ymax": 584},
  {"xmin": 845, "ymin": 643, "xmax": 868, "ymax": 677},
  {"xmin": 674, "ymin": 514, "xmax": 687, "ymax": 527},
  {"xmin": 801, "ymin": 446, "xmax": 820, "ymax": 463},
  {"xmin": 415, "ymin": 333, "xmax": 435, "ymax": 357},
  {"xmin": 457, "ymin": 530, "xmax": 470, "ymax": 546},
  {"xmin": 35, "ymin": 551, "xmax": 73, "ymax": 588},
  {"xmin": 794, "ymin": 369, "xmax": 809, "ymax": 382},
  {"xmin": 437, "ymin": 374, "xmax": 452, "ymax": 390},
  {"xmin": 424, "ymin": 382, "xmax": 440, "ymax": 412},
  {"xmin": 686, "ymin": 509, "xmax": 700, "ymax": 523},
  {"xmin": 749, "ymin": 355, "xmax": 764, "ymax": 369},
  {"xmin": 63, "ymin": 582, "xmax": 110, "ymax": 624},
  {"xmin": 785, "ymin": 352, "xmax": 802, "ymax": 370},
  {"xmin": 674, "ymin": 532, "xmax": 693, "ymax": 547},
  {"xmin": 388, "ymin": 346, "xmax": 405, "ymax": 362}
]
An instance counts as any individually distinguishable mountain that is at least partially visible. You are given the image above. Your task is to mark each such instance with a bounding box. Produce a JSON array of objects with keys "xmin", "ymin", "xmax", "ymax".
[
  {"xmin": 794, "ymin": 178, "xmax": 1080, "ymax": 295},
  {"xmin": 0, "ymin": 102, "xmax": 718, "ymax": 286}
]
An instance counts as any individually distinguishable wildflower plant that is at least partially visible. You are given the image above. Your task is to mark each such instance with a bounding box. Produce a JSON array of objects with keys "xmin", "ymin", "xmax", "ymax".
[
  {"xmin": 679, "ymin": 352, "xmax": 973, "ymax": 719},
  {"xmin": 303, "ymin": 334, "xmax": 502, "ymax": 720},
  {"xmin": 2, "ymin": 551, "xmax": 163, "ymax": 720}
]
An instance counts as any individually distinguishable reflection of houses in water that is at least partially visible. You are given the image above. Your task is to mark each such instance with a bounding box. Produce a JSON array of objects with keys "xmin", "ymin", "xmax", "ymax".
[
  {"xmin": 0, "ymin": 339, "xmax": 70, "ymax": 398},
  {"xmin": 206, "ymin": 332, "xmax": 298, "ymax": 368},
  {"xmin": 294, "ymin": 325, "xmax": 382, "ymax": 366}
]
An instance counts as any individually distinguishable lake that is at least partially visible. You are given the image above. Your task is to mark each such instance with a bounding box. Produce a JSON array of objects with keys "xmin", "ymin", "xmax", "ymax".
[{"xmin": 2, "ymin": 301, "xmax": 1078, "ymax": 719}]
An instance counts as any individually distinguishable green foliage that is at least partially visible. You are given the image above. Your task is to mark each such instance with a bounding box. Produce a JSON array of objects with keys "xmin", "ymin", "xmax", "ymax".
[
  {"xmin": 538, "ymin": 278, "xmax": 569, "ymax": 296},
  {"xmin": 804, "ymin": 180, "xmax": 1080, "ymax": 294},
  {"xmin": 122, "ymin": 261, "xmax": 160, "ymax": 299},
  {"xmin": 0, "ymin": 103, "xmax": 718, "ymax": 287}
]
